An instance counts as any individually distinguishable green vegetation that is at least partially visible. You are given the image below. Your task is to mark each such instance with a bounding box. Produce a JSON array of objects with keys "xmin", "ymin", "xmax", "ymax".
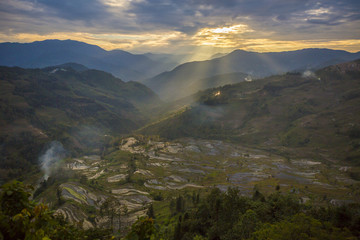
[
  {"xmin": 63, "ymin": 187, "xmax": 87, "ymax": 203},
  {"xmin": 0, "ymin": 181, "xmax": 112, "ymax": 240},
  {"xmin": 3, "ymin": 181, "xmax": 359, "ymax": 240},
  {"xmin": 148, "ymin": 187, "xmax": 360, "ymax": 240}
]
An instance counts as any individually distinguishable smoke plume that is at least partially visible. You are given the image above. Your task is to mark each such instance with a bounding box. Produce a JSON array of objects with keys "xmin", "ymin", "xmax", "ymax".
[
  {"xmin": 245, "ymin": 75, "xmax": 253, "ymax": 82},
  {"xmin": 302, "ymin": 70, "xmax": 315, "ymax": 78},
  {"xmin": 39, "ymin": 141, "xmax": 67, "ymax": 180}
]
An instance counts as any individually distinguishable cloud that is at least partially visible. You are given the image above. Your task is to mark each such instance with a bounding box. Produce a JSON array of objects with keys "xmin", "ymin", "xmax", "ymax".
[
  {"xmin": 0, "ymin": 0, "xmax": 359, "ymax": 53},
  {"xmin": 193, "ymin": 24, "xmax": 254, "ymax": 47},
  {"xmin": 35, "ymin": 0, "xmax": 107, "ymax": 20}
]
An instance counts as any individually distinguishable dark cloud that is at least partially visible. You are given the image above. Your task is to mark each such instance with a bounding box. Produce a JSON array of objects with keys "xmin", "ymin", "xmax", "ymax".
[
  {"xmin": 126, "ymin": 0, "xmax": 200, "ymax": 31},
  {"xmin": 36, "ymin": 0, "xmax": 107, "ymax": 20},
  {"xmin": 1, "ymin": 0, "xmax": 359, "ymax": 34},
  {"xmin": 0, "ymin": 0, "xmax": 139, "ymax": 34},
  {"xmin": 125, "ymin": 0, "xmax": 360, "ymax": 33}
]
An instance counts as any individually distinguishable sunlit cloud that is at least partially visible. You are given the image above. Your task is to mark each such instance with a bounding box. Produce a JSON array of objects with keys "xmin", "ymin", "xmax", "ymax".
[
  {"xmin": 305, "ymin": 7, "xmax": 332, "ymax": 16},
  {"xmin": 189, "ymin": 21, "xmax": 360, "ymax": 53},
  {"xmin": 193, "ymin": 24, "xmax": 254, "ymax": 47},
  {"xmin": 102, "ymin": 0, "xmax": 132, "ymax": 7},
  {"xmin": 209, "ymin": 25, "xmax": 254, "ymax": 34}
]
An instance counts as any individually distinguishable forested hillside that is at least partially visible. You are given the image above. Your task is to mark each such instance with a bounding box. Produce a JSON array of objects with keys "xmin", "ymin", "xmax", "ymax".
[{"xmin": 0, "ymin": 65, "xmax": 160, "ymax": 182}]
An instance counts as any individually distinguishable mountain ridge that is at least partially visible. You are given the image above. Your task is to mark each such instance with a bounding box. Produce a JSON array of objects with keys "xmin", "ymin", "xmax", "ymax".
[
  {"xmin": 0, "ymin": 39, "xmax": 179, "ymax": 81},
  {"xmin": 142, "ymin": 48, "xmax": 360, "ymax": 101}
]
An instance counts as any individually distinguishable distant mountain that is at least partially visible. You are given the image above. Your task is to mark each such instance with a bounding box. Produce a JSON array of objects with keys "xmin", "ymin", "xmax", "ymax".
[
  {"xmin": 143, "ymin": 52, "xmax": 186, "ymax": 67},
  {"xmin": 140, "ymin": 59, "xmax": 360, "ymax": 165},
  {"xmin": 142, "ymin": 48, "xmax": 360, "ymax": 101},
  {"xmin": 0, "ymin": 66, "xmax": 161, "ymax": 181},
  {"xmin": 0, "ymin": 39, "xmax": 174, "ymax": 81},
  {"xmin": 210, "ymin": 52, "xmax": 228, "ymax": 59}
]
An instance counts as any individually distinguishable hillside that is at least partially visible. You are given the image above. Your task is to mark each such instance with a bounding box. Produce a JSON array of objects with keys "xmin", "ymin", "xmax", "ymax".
[
  {"xmin": 0, "ymin": 40, "xmax": 179, "ymax": 81},
  {"xmin": 0, "ymin": 65, "xmax": 161, "ymax": 181},
  {"xmin": 142, "ymin": 48, "xmax": 360, "ymax": 100},
  {"xmin": 140, "ymin": 60, "xmax": 360, "ymax": 166},
  {"xmin": 2, "ymin": 62, "xmax": 360, "ymax": 239}
]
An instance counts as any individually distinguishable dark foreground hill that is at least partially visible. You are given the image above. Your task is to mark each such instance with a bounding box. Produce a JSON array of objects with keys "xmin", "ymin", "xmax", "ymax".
[
  {"xmin": 0, "ymin": 65, "xmax": 161, "ymax": 181},
  {"xmin": 143, "ymin": 48, "xmax": 360, "ymax": 100},
  {"xmin": 140, "ymin": 60, "xmax": 360, "ymax": 165}
]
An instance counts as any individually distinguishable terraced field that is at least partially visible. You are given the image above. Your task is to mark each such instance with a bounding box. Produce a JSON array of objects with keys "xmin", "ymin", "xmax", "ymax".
[{"xmin": 37, "ymin": 136, "xmax": 359, "ymax": 231}]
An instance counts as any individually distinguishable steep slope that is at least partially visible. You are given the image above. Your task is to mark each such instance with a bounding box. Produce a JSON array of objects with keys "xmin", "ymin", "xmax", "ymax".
[
  {"xmin": 0, "ymin": 65, "xmax": 161, "ymax": 181},
  {"xmin": 0, "ymin": 40, "xmax": 173, "ymax": 81},
  {"xmin": 143, "ymin": 49, "xmax": 360, "ymax": 100},
  {"xmin": 140, "ymin": 60, "xmax": 360, "ymax": 165}
]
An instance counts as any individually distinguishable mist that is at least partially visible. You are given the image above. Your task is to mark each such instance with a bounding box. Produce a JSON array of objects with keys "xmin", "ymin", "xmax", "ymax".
[
  {"xmin": 71, "ymin": 125, "xmax": 107, "ymax": 154},
  {"xmin": 302, "ymin": 70, "xmax": 315, "ymax": 78},
  {"xmin": 39, "ymin": 141, "xmax": 67, "ymax": 180}
]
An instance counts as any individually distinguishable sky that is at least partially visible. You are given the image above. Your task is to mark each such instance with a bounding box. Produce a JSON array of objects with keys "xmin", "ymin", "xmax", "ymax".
[{"xmin": 1, "ymin": 0, "xmax": 360, "ymax": 59}]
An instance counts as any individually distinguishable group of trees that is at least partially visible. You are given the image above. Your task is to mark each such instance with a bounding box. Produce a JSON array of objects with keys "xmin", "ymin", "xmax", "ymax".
[
  {"xmin": 0, "ymin": 180, "xmax": 159, "ymax": 240},
  {"xmin": 2, "ymin": 181, "xmax": 360, "ymax": 240},
  {"xmin": 100, "ymin": 196, "xmax": 128, "ymax": 231},
  {"xmin": 0, "ymin": 181, "xmax": 113, "ymax": 240},
  {"xmin": 163, "ymin": 187, "xmax": 360, "ymax": 240}
]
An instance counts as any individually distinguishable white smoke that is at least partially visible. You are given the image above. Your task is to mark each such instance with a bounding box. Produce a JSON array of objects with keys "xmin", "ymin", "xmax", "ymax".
[
  {"xmin": 302, "ymin": 70, "xmax": 315, "ymax": 78},
  {"xmin": 302, "ymin": 70, "xmax": 321, "ymax": 81},
  {"xmin": 245, "ymin": 75, "xmax": 253, "ymax": 82},
  {"xmin": 39, "ymin": 141, "xmax": 67, "ymax": 180}
]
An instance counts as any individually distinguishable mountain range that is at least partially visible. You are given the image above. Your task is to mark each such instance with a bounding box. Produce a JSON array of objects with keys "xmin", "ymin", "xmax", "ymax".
[
  {"xmin": 0, "ymin": 40, "xmax": 180, "ymax": 81},
  {"xmin": 142, "ymin": 48, "xmax": 360, "ymax": 100}
]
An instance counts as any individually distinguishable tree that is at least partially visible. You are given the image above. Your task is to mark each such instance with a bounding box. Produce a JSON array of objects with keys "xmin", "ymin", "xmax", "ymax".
[
  {"xmin": 170, "ymin": 199, "xmax": 176, "ymax": 215},
  {"xmin": 56, "ymin": 186, "xmax": 64, "ymax": 206},
  {"xmin": 125, "ymin": 217, "xmax": 156, "ymax": 240},
  {"xmin": 176, "ymin": 196, "xmax": 185, "ymax": 213},
  {"xmin": 236, "ymin": 209, "xmax": 259, "ymax": 239},
  {"xmin": 100, "ymin": 196, "xmax": 121, "ymax": 230},
  {"xmin": 147, "ymin": 204, "xmax": 155, "ymax": 219}
]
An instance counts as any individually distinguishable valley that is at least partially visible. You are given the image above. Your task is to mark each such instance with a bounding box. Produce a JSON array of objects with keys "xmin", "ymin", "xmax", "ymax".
[
  {"xmin": 1, "ymin": 0, "xmax": 360, "ymax": 238},
  {"xmin": 1, "ymin": 46, "xmax": 360, "ymax": 239}
]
